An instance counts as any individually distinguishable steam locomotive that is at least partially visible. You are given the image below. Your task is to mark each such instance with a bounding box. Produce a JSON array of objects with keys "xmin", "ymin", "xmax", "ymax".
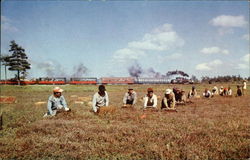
[{"xmin": 0, "ymin": 77, "xmax": 192, "ymax": 85}]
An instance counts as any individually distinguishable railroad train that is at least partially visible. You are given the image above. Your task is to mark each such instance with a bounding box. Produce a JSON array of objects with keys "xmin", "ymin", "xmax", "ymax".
[{"xmin": 0, "ymin": 77, "xmax": 192, "ymax": 85}]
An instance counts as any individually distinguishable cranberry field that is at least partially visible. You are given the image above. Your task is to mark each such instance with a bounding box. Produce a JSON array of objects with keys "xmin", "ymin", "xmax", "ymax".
[{"xmin": 0, "ymin": 84, "xmax": 249, "ymax": 159}]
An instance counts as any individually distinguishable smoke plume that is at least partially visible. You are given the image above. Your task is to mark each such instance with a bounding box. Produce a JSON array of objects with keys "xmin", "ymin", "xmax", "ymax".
[
  {"xmin": 128, "ymin": 63, "xmax": 189, "ymax": 78},
  {"xmin": 147, "ymin": 67, "xmax": 167, "ymax": 78},
  {"xmin": 71, "ymin": 63, "xmax": 88, "ymax": 77},
  {"xmin": 37, "ymin": 61, "xmax": 66, "ymax": 77},
  {"xmin": 128, "ymin": 62, "xmax": 143, "ymax": 77},
  {"xmin": 166, "ymin": 70, "xmax": 189, "ymax": 77}
]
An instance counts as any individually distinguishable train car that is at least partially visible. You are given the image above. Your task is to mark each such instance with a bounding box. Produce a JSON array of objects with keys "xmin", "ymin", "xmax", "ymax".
[
  {"xmin": 0, "ymin": 80, "xmax": 18, "ymax": 85},
  {"xmin": 171, "ymin": 77, "xmax": 191, "ymax": 84},
  {"xmin": 135, "ymin": 77, "xmax": 170, "ymax": 84},
  {"xmin": 20, "ymin": 80, "xmax": 36, "ymax": 85},
  {"xmin": 37, "ymin": 77, "xmax": 66, "ymax": 85},
  {"xmin": 0, "ymin": 80, "xmax": 36, "ymax": 85},
  {"xmin": 69, "ymin": 77, "xmax": 97, "ymax": 85},
  {"xmin": 100, "ymin": 77, "xmax": 135, "ymax": 84}
]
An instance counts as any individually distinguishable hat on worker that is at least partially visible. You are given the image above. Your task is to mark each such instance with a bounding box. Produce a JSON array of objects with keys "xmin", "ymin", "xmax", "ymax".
[
  {"xmin": 53, "ymin": 87, "xmax": 63, "ymax": 93},
  {"xmin": 147, "ymin": 88, "xmax": 153, "ymax": 92},
  {"xmin": 165, "ymin": 89, "xmax": 172, "ymax": 94},
  {"xmin": 128, "ymin": 88, "xmax": 133, "ymax": 90}
]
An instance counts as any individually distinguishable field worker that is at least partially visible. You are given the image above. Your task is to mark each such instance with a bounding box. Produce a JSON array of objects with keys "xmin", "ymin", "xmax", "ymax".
[
  {"xmin": 223, "ymin": 88, "xmax": 228, "ymax": 96},
  {"xmin": 236, "ymin": 85, "xmax": 243, "ymax": 97},
  {"xmin": 212, "ymin": 86, "xmax": 219, "ymax": 95},
  {"xmin": 180, "ymin": 90, "xmax": 187, "ymax": 103},
  {"xmin": 203, "ymin": 88, "xmax": 211, "ymax": 98},
  {"xmin": 173, "ymin": 87, "xmax": 182, "ymax": 102},
  {"xmin": 92, "ymin": 85, "xmax": 109, "ymax": 113},
  {"xmin": 243, "ymin": 80, "xmax": 247, "ymax": 95},
  {"xmin": 123, "ymin": 88, "xmax": 137, "ymax": 107},
  {"xmin": 228, "ymin": 87, "xmax": 232, "ymax": 96},
  {"xmin": 143, "ymin": 88, "xmax": 157, "ymax": 109},
  {"xmin": 187, "ymin": 86, "xmax": 197, "ymax": 99},
  {"xmin": 219, "ymin": 86, "xmax": 224, "ymax": 96},
  {"xmin": 44, "ymin": 87, "xmax": 70, "ymax": 117},
  {"xmin": 161, "ymin": 89, "xmax": 176, "ymax": 109}
]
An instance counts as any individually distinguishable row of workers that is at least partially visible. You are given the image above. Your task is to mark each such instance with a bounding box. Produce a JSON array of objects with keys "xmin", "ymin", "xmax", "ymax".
[{"xmin": 43, "ymin": 82, "xmax": 247, "ymax": 117}]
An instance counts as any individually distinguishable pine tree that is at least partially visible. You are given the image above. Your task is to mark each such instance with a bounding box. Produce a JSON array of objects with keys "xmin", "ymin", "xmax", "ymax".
[
  {"xmin": 0, "ymin": 55, "xmax": 11, "ymax": 83},
  {"xmin": 8, "ymin": 40, "xmax": 31, "ymax": 81}
]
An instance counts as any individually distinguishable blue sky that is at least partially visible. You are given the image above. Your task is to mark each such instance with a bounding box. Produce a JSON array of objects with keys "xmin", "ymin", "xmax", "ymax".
[{"xmin": 1, "ymin": 0, "xmax": 249, "ymax": 79}]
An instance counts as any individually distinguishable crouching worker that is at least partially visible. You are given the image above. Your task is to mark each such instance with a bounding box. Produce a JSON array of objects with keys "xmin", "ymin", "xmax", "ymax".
[
  {"xmin": 123, "ymin": 88, "xmax": 137, "ymax": 107},
  {"xmin": 143, "ymin": 88, "xmax": 157, "ymax": 109},
  {"xmin": 203, "ymin": 88, "xmax": 211, "ymax": 98},
  {"xmin": 92, "ymin": 85, "xmax": 109, "ymax": 113},
  {"xmin": 43, "ymin": 87, "xmax": 70, "ymax": 117},
  {"xmin": 188, "ymin": 86, "xmax": 197, "ymax": 99},
  {"xmin": 236, "ymin": 85, "xmax": 242, "ymax": 97},
  {"xmin": 161, "ymin": 89, "xmax": 176, "ymax": 110}
]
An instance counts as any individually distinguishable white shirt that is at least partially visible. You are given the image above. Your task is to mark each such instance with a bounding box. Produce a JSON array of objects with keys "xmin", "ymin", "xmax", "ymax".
[
  {"xmin": 203, "ymin": 91, "xmax": 211, "ymax": 98},
  {"xmin": 123, "ymin": 91, "xmax": 137, "ymax": 105},
  {"xmin": 143, "ymin": 94, "xmax": 157, "ymax": 108},
  {"xmin": 92, "ymin": 91, "xmax": 109, "ymax": 112},
  {"xmin": 243, "ymin": 82, "xmax": 247, "ymax": 89}
]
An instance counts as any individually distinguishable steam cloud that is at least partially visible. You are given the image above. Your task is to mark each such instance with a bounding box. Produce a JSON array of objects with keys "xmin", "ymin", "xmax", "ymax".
[
  {"xmin": 166, "ymin": 70, "xmax": 189, "ymax": 77},
  {"xmin": 36, "ymin": 61, "xmax": 65, "ymax": 77},
  {"xmin": 128, "ymin": 62, "xmax": 189, "ymax": 78},
  {"xmin": 37, "ymin": 61, "xmax": 88, "ymax": 78},
  {"xmin": 128, "ymin": 62, "xmax": 143, "ymax": 77},
  {"xmin": 147, "ymin": 67, "xmax": 167, "ymax": 78},
  {"xmin": 71, "ymin": 63, "xmax": 88, "ymax": 78}
]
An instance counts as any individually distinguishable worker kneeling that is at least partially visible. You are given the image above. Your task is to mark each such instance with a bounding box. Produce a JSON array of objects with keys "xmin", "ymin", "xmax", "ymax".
[
  {"xmin": 143, "ymin": 88, "xmax": 157, "ymax": 110},
  {"xmin": 43, "ymin": 87, "xmax": 70, "ymax": 117},
  {"xmin": 161, "ymin": 89, "xmax": 176, "ymax": 110},
  {"xmin": 203, "ymin": 88, "xmax": 211, "ymax": 98},
  {"xmin": 123, "ymin": 88, "xmax": 137, "ymax": 108},
  {"xmin": 92, "ymin": 85, "xmax": 109, "ymax": 113}
]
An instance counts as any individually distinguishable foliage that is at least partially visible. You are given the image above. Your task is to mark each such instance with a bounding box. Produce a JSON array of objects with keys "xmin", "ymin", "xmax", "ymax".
[
  {"xmin": 201, "ymin": 75, "xmax": 247, "ymax": 83},
  {"xmin": 7, "ymin": 40, "xmax": 31, "ymax": 80}
]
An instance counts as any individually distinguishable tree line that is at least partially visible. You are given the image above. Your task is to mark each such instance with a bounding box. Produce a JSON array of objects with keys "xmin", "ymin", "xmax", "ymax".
[{"xmin": 201, "ymin": 75, "xmax": 249, "ymax": 83}]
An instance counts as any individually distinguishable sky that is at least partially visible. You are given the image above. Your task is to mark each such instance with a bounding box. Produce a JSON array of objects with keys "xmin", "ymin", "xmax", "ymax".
[{"xmin": 1, "ymin": 0, "xmax": 249, "ymax": 80}]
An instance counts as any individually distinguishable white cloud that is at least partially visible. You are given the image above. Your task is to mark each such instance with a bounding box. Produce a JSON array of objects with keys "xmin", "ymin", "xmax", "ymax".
[
  {"xmin": 113, "ymin": 48, "xmax": 145, "ymax": 62},
  {"xmin": 237, "ymin": 63, "xmax": 249, "ymax": 69},
  {"xmin": 195, "ymin": 59, "xmax": 223, "ymax": 71},
  {"xmin": 241, "ymin": 54, "xmax": 250, "ymax": 63},
  {"xmin": 158, "ymin": 53, "xmax": 183, "ymax": 63},
  {"xmin": 1, "ymin": 16, "xmax": 10, "ymax": 22},
  {"xmin": 236, "ymin": 54, "xmax": 249, "ymax": 70},
  {"xmin": 210, "ymin": 15, "xmax": 247, "ymax": 28},
  {"xmin": 242, "ymin": 34, "xmax": 249, "ymax": 41},
  {"xmin": 112, "ymin": 23, "xmax": 184, "ymax": 63},
  {"xmin": 200, "ymin": 46, "xmax": 229, "ymax": 55},
  {"xmin": 128, "ymin": 24, "xmax": 184, "ymax": 51},
  {"xmin": 1, "ymin": 15, "xmax": 18, "ymax": 32}
]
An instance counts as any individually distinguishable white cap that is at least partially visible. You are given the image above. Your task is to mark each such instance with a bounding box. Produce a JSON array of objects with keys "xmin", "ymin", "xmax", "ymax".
[
  {"xmin": 53, "ymin": 87, "xmax": 63, "ymax": 93},
  {"xmin": 165, "ymin": 89, "xmax": 172, "ymax": 94}
]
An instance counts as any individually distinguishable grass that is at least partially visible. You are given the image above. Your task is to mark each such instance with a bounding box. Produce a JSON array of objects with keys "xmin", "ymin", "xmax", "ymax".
[{"xmin": 0, "ymin": 84, "xmax": 249, "ymax": 159}]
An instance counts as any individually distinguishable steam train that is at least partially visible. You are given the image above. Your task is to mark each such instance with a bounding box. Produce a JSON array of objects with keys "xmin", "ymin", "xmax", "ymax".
[{"xmin": 0, "ymin": 77, "xmax": 192, "ymax": 85}]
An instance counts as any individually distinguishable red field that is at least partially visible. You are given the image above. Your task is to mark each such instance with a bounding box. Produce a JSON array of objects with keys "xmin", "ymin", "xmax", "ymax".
[{"xmin": 0, "ymin": 84, "xmax": 249, "ymax": 159}]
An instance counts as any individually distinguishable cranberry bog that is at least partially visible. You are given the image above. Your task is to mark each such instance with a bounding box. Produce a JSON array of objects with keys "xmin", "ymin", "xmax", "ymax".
[{"xmin": 0, "ymin": 84, "xmax": 249, "ymax": 159}]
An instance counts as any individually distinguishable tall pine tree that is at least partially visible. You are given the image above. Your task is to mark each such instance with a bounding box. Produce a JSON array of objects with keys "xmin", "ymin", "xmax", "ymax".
[
  {"xmin": 8, "ymin": 40, "xmax": 31, "ymax": 81},
  {"xmin": 0, "ymin": 55, "xmax": 11, "ymax": 82}
]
